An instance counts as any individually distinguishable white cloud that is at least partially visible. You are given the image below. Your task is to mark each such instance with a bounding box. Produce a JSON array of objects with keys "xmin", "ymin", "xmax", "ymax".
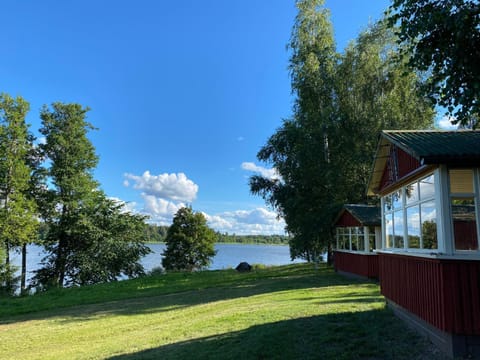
[
  {"xmin": 122, "ymin": 170, "xmax": 197, "ymax": 225},
  {"xmin": 141, "ymin": 194, "xmax": 184, "ymax": 225},
  {"xmin": 237, "ymin": 136, "xmax": 245, "ymax": 142},
  {"xmin": 241, "ymin": 162, "xmax": 280, "ymax": 180},
  {"xmin": 124, "ymin": 171, "xmax": 198, "ymax": 202},
  {"xmin": 437, "ymin": 115, "xmax": 458, "ymax": 130},
  {"xmin": 121, "ymin": 170, "xmax": 284, "ymax": 234},
  {"xmin": 204, "ymin": 207, "xmax": 286, "ymax": 235}
]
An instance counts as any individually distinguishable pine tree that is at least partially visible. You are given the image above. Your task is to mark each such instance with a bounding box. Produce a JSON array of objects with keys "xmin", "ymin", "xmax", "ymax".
[
  {"xmin": 0, "ymin": 93, "xmax": 39, "ymax": 294},
  {"xmin": 37, "ymin": 102, "xmax": 99, "ymax": 287}
]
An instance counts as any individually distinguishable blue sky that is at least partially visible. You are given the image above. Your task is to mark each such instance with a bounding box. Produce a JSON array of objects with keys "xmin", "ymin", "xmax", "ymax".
[{"xmin": 1, "ymin": 0, "xmax": 392, "ymax": 235}]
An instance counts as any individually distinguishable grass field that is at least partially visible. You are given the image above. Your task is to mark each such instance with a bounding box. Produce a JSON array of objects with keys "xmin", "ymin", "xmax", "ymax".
[{"xmin": 0, "ymin": 264, "xmax": 444, "ymax": 359}]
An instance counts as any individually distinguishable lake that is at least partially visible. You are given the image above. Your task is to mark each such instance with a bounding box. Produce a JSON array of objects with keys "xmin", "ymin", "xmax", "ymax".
[{"xmin": 10, "ymin": 243, "xmax": 304, "ymax": 286}]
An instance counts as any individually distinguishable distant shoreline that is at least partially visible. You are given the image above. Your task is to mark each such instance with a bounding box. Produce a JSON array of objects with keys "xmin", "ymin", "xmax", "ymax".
[{"xmin": 146, "ymin": 241, "xmax": 289, "ymax": 246}]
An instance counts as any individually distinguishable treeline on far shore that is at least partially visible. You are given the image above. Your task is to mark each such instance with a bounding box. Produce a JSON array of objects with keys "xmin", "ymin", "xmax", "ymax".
[
  {"xmin": 38, "ymin": 223, "xmax": 289, "ymax": 245},
  {"xmin": 144, "ymin": 224, "xmax": 290, "ymax": 245}
]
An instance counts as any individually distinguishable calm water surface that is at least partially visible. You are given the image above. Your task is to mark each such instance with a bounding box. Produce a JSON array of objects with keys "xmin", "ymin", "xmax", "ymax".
[{"xmin": 11, "ymin": 243, "xmax": 304, "ymax": 285}]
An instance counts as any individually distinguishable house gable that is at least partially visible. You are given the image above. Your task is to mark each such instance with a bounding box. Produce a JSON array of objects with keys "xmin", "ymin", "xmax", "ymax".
[
  {"xmin": 335, "ymin": 210, "xmax": 362, "ymax": 227},
  {"xmin": 378, "ymin": 145, "xmax": 422, "ymax": 192}
]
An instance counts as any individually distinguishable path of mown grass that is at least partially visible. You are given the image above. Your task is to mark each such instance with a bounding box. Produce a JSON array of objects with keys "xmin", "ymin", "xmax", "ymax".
[{"xmin": 0, "ymin": 264, "xmax": 443, "ymax": 359}]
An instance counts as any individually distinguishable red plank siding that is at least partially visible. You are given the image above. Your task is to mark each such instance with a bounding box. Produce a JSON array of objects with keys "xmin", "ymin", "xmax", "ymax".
[
  {"xmin": 334, "ymin": 251, "xmax": 379, "ymax": 279},
  {"xmin": 379, "ymin": 253, "xmax": 480, "ymax": 335},
  {"xmin": 397, "ymin": 147, "xmax": 421, "ymax": 178},
  {"xmin": 335, "ymin": 211, "xmax": 362, "ymax": 227},
  {"xmin": 379, "ymin": 146, "xmax": 421, "ymax": 192}
]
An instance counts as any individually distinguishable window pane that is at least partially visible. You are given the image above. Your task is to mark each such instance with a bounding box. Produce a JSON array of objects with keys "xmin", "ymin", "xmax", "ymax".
[
  {"xmin": 384, "ymin": 194, "xmax": 393, "ymax": 212},
  {"xmin": 393, "ymin": 190, "xmax": 403, "ymax": 209},
  {"xmin": 351, "ymin": 228, "xmax": 358, "ymax": 250},
  {"xmin": 421, "ymin": 201, "xmax": 437, "ymax": 249},
  {"xmin": 336, "ymin": 228, "xmax": 341, "ymax": 249},
  {"xmin": 341, "ymin": 234, "xmax": 348, "ymax": 249},
  {"xmin": 368, "ymin": 226, "xmax": 376, "ymax": 251},
  {"xmin": 393, "ymin": 210, "xmax": 404, "ymax": 248},
  {"xmin": 407, "ymin": 206, "xmax": 420, "ymax": 249},
  {"xmin": 357, "ymin": 227, "xmax": 365, "ymax": 251},
  {"xmin": 369, "ymin": 233, "xmax": 375, "ymax": 251},
  {"xmin": 419, "ymin": 174, "xmax": 435, "ymax": 200},
  {"xmin": 347, "ymin": 228, "xmax": 352, "ymax": 250},
  {"xmin": 406, "ymin": 182, "xmax": 419, "ymax": 204},
  {"xmin": 452, "ymin": 197, "xmax": 478, "ymax": 251},
  {"xmin": 385, "ymin": 213, "xmax": 393, "ymax": 248}
]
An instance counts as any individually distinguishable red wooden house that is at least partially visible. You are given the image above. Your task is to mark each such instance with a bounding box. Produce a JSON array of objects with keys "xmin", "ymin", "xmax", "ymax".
[
  {"xmin": 333, "ymin": 204, "xmax": 381, "ymax": 279},
  {"xmin": 368, "ymin": 130, "xmax": 480, "ymax": 358}
]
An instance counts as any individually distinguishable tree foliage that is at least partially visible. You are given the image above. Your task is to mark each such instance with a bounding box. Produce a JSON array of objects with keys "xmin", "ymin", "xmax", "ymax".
[
  {"xmin": 0, "ymin": 96, "xmax": 153, "ymax": 293},
  {"xmin": 0, "ymin": 93, "xmax": 38, "ymax": 294},
  {"xmin": 388, "ymin": 0, "xmax": 480, "ymax": 127},
  {"xmin": 33, "ymin": 102, "xmax": 150, "ymax": 289},
  {"xmin": 33, "ymin": 193, "xmax": 150, "ymax": 288},
  {"xmin": 332, "ymin": 20, "xmax": 434, "ymax": 205},
  {"xmin": 35, "ymin": 103, "xmax": 99, "ymax": 287},
  {"xmin": 162, "ymin": 207, "xmax": 217, "ymax": 271},
  {"xmin": 250, "ymin": 1, "xmax": 434, "ymax": 261},
  {"xmin": 252, "ymin": 0, "xmax": 337, "ymax": 262}
]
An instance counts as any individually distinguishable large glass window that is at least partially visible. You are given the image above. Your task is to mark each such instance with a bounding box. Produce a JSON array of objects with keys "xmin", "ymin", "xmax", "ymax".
[
  {"xmin": 449, "ymin": 169, "xmax": 478, "ymax": 251},
  {"xmin": 383, "ymin": 173, "xmax": 437, "ymax": 251},
  {"xmin": 336, "ymin": 226, "xmax": 370, "ymax": 252}
]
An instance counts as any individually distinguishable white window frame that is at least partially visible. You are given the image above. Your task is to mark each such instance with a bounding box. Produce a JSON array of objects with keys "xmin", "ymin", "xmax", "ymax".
[
  {"xmin": 336, "ymin": 226, "xmax": 372, "ymax": 253},
  {"xmin": 381, "ymin": 171, "xmax": 439, "ymax": 253},
  {"xmin": 448, "ymin": 167, "xmax": 480, "ymax": 255}
]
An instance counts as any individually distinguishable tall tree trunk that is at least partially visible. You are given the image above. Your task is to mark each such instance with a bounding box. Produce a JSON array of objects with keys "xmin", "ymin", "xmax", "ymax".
[
  {"xmin": 5, "ymin": 241, "xmax": 10, "ymax": 266},
  {"xmin": 21, "ymin": 243, "xmax": 27, "ymax": 295},
  {"xmin": 55, "ymin": 235, "xmax": 66, "ymax": 287}
]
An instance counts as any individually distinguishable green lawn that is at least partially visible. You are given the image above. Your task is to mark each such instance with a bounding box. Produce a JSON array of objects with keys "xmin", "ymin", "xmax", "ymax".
[{"xmin": 0, "ymin": 264, "xmax": 444, "ymax": 359}]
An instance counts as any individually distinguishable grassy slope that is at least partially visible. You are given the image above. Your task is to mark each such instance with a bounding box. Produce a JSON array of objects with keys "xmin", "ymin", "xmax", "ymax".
[{"xmin": 0, "ymin": 264, "xmax": 443, "ymax": 359}]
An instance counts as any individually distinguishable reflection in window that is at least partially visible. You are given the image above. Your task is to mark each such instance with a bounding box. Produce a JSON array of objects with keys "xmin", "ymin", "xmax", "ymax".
[
  {"xmin": 449, "ymin": 169, "xmax": 478, "ymax": 251},
  {"xmin": 385, "ymin": 213, "xmax": 393, "ymax": 248},
  {"xmin": 368, "ymin": 227, "xmax": 376, "ymax": 251},
  {"xmin": 351, "ymin": 228, "xmax": 358, "ymax": 250},
  {"xmin": 452, "ymin": 197, "xmax": 478, "ymax": 251},
  {"xmin": 394, "ymin": 210, "xmax": 404, "ymax": 248},
  {"xmin": 384, "ymin": 195, "xmax": 392, "ymax": 212},
  {"xmin": 421, "ymin": 201, "xmax": 437, "ymax": 249},
  {"xmin": 336, "ymin": 227, "xmax": 372, "ymax": 252},
  {"xmin": 419, "ymin": 174, "xmax": 435, "ymax": 200},
  {"xmin": 382, "ymin": 172, "xmax": 437, "ymax": 251},
  {"xmin": 393, "ymin": 190, "xmax": 403, "ymax": 209},
  {"xmin": 357, "ymin": 227, "xmax": 365, "ymax": 251},
  {"xmin": 407, "ymin": 206, "xmax": 420, "ymax": 248},
  {"xmin": 406, "ymin": 183, "xmax": 419, "ymax": 204}
]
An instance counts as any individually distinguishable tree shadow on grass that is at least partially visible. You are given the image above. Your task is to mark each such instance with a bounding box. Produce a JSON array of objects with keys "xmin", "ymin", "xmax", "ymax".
[
  {"xmin": 107, "ymin": 308, "xmax": 443, "ymax": 360},
  {"xmin": 1, "ymin": 265, "xmax": 367, "ymax": 325}
]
